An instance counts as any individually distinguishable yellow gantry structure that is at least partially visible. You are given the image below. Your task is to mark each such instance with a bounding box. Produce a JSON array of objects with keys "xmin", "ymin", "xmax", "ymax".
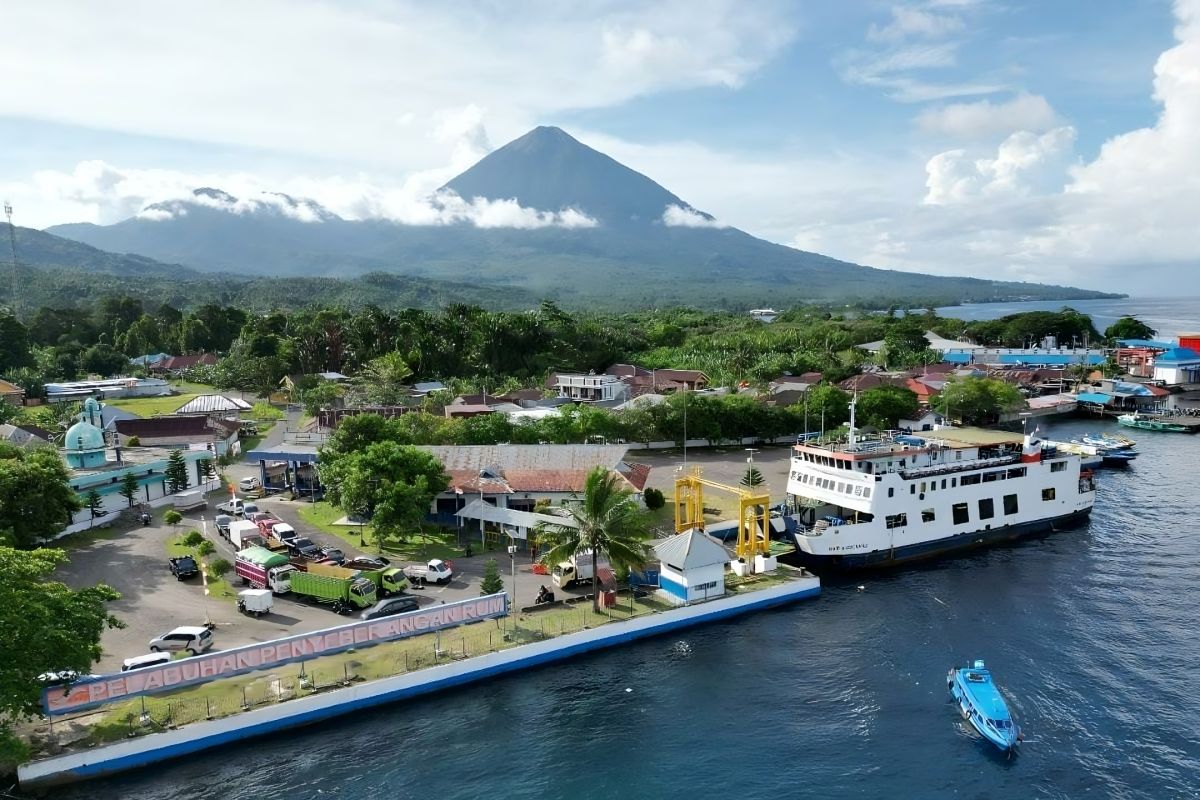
[{"xmin": 673, "ymin": 467, "xmax": 771, "ymax": 562}]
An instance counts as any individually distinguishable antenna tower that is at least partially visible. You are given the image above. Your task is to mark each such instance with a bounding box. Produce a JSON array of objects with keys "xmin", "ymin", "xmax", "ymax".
[{"xmin": 3, "ymin": 202, "xmax": 17, "ymax": 314}]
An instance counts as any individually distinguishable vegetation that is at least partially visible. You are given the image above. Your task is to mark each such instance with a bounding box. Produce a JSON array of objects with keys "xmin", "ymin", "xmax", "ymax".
[
  {"xmin": 207, "ymin": 558, "xmax": 231, "ymax": 579},
  {"xmin": 643, "ymin": 487, "xmax": 665, "ymax": 511},
  {"xmin": 163, "ymin": 510, "xmax": 183, "ymax": 528},
  {"xmin": 1104, "ymin": 316, "xmax": 1157, "ymax": 341},
  {"xmin": 164, "ymin": 450, "xmax": 189, "ymax": 494},
  {"xmin": 856, "ymin": 385, "xmax": 920, "ymax": 430},
  {"xmin": 536, "ymin": 467, "xmax": 654, "ymax": 611},
  {"xmin": 84, "ymin": 489, "xmax": 103, "ymax": 525},
  {"xmin": 740, "ymin": 466, "xmax": 765, "ymax": 487},
  {"xmin": 0, "ymin": 444, "xmax": 82, "ymax": 548},
  {"xmin": 182, "ymin": 530, "xmax": 204, "ymax": 548},
  {"xmin": 480, "ymin": 558, "xmax": 504, "ymax": 596},
  {"xmin": 934, "ymin": 377, "xmax": 1025, "ymax": 426},
  {"xmin": 0, "ymin": 546, "xmax": 121, "ymax": 766},
  {"xmin": 118, "ymin": 471, "xmax": 140, "ymax": 507}
]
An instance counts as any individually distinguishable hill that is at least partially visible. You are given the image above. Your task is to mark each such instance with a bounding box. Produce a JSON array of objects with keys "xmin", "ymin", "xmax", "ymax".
[{"xmin": 46, "ymin": 127, "xmax": 1119, "ymax": 308}]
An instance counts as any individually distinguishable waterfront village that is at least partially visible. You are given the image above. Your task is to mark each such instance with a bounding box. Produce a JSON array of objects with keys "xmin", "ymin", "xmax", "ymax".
[{"xmin": 2, "ymin": 304, "xmax": 1199, "ymax": 787}]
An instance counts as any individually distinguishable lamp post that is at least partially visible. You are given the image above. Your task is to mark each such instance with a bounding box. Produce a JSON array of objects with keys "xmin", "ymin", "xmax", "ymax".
[{"xmin": 503, "ymin": 527, "xmax": 518, "ymax": 618}]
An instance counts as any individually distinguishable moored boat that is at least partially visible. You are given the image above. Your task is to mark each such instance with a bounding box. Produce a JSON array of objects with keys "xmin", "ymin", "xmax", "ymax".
[
  {"xmin": 1117, "ymin": 413, "xmax": 1190, "ymax": 433},
  {"xmin": 948, "ymin": 660, "xmax": 1020, "ymax": 753}
]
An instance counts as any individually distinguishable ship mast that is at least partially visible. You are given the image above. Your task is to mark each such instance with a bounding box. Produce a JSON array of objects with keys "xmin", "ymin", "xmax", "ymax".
[{"xmin": 848, "ymin": 391, "xmax": 857, "ymax": 449}]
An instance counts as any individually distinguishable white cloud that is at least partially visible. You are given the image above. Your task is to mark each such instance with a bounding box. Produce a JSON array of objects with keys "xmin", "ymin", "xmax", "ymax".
[
  {"xmin": 923, "ymin": 127, "xmax": 1075, "ymax": 204},
  {"xmin": 662, "ymin": 204, "xmax": 725, "ymax": 228},
  {"xmin": 867, "ymin": 7, "xmax": 964, "ymax": 43},
  {"xmin": 916, "ymin": 92, "xmax": 1059, "ymax": 138}
]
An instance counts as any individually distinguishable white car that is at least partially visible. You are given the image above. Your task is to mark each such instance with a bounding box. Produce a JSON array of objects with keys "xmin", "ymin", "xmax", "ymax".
[
  {"xmin": 239, "ymin": 476, "xmax": 262, "ymax": 492},
  {"xmin": 148, "ymin": 625, "xmax": 214, "ymax": 656}
]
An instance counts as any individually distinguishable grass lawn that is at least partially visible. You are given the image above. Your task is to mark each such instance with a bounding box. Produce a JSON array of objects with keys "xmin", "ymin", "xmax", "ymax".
[
  {"xmin": 164, "ymin": 533, "xmax": 236, "ymax": 602},
  {"xmin": 108, "ymin": 380, "xmax": 214, "ymax": 418},
  {"xmin": 297, "ymin": 502, "xmax": 466, "ymax": 561}
]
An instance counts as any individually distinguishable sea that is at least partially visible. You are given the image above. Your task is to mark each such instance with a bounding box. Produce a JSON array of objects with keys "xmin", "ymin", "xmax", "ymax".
[
  {"xmin": 47, "ymin": 298, "xmax": 1200, "ymax": 800},
  {"xmin": 935, "ymin": 296, "xmax": 1199, "ymax": 341}
]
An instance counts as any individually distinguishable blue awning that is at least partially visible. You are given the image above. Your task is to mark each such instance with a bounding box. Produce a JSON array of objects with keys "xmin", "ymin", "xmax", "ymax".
[{"xmin": 1076, "ymin": 392, "xmax": 1112, "ymax": 404}]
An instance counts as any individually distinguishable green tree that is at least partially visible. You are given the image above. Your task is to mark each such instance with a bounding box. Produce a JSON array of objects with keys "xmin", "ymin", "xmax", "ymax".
[
  {"xmin": 0, "ymin": 314, "xmax": 34, "ymax": 373},
  {"xmin": 806, "ymin": 384, "xmax": 852, "ymax": 430},
  {"xmin": 84, "ymin": 489, "xmax": 103, "ymax": 526},
  {"xmin": 197, "ymin": 458, "xmax": 217, "ymax": 488},
  {"xmin": 0, "ymin": 445, "xmax": 82, "ymax": 548},
  {"xmin": 740, "ymin": 466, "xmax": 765, "ymax": 487},
  {"xmin": 935, "ymin": 376, "xmax": 1025, "ymax": 425},
  {"xmin": 0, "ymin": 546, "xmax": 122, "ymax": 765},
  {"xmin": 643, "ymin": 487, "xmax": 665, "ymax": 511},
  {"xmin": 536, "ymin": 467, "xmax": 653, "ymax": 612},
  {"xmin": 0, "ymin": 398, "xmax": 20, "ymax": 425},
  {"xmin": 165, "ymin": 449, "xmax": 189, "ymax": 494},
  {"xmin": 207, "ymin": 558, "xmax": 231, "ymax": 579},
  {"xmin": 197, "ymin": 540, "xmax": 216, "ymax": 557},
  {"xmin": 164, "ymin": 509, "xmax": 182, "ymax": 529},
  {"xmin": 118, "ymin": 471, "xmax": 140, "ymax": 507},
  {"xmin": 126, "ymin": 436, "xmax": 141, "ymax": 447},
  {"xmin": 1104, "ymin": 316, "xmax": 1157, "ymax": 342},
  {"xmin": 183, "ymin": 530, "xmax": 204, "ymax": 548},
  {"xmin": 79, "ymin": 343, "xmax": 129, "ymax": 376},
  {"xmin": 480, "ymin": 558, "xmax": 504, "ymax": 596},
  {"xmin": 360, "ymin": 351, "xmax": 413, "ymax": 405},
  {"xmin": 856, "ymin": 385, "xmax": 920, "ymax": 430}
]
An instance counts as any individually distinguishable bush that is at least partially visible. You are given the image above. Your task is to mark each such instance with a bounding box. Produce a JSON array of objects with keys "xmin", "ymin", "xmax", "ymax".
[
  {"xmin": 197, "ymin": 540, "xmax": 216, "ymax": 557},
  {"xmin": 126, "ymin": 436, "xmax": 141, "ymax": 447},
  {"xmin": 251, "ymin": 402, "xmax": 284, "ymax": 421},
  {"xmin": 643, "ymin": 487, "xmax": 665, "ymax": 510},
  {"xmin": 164, "ymin": 510, "xmax": 183, "ymax": 527},
  {"xmin": 182, "ymin": 530, "xmax": 204, "ymax": 547},
  {"xmin": 207, "ymin": 558, "xmax": 231, "ymax": 579}
]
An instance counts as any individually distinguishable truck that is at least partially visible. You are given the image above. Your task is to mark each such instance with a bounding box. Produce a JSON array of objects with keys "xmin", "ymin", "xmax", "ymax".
[
  {"xmin": 172, "ymin": 490, "xmax": 207, "ymax": 512},
  {"xmin": 403, "ymin": 559, "xmax": 454, "ymax": 586},
  {"xmin": 289, "ymin": 571, "xmax": 376, "ymax": 613},
  {"xmin": 216, "ymin": 498, "xmax": 246, "ymax": 516},
  {"xmin": 168, "ymin": 555, "xmax": 199, "ymax": 580},
  {"xmin": 228, "ymin": 520, "xmax": 264, "ymax": 550},
  {"xmin": 236, "ymin": 588, "xmax": 273, "ymax": 617},
  {"xmin": 235, "ymin": 546, "xmax": 296, "ymax": 593},
  {"xmin": 257, "ymin": 518, "xmax": 297, "ymax": 542},
  {"xmin": 309, "ymin": 561, "xmax": 409, "ymax": 596},
  {"xmin": 552, "ymin": 553, "xmax": 605, "ymax": 589}
]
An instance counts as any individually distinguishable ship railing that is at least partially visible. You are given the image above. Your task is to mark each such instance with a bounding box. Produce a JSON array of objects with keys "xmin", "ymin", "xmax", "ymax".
[{"xmin": 898, "ymin": 454, "xmax": 1021, "ymax": 480}]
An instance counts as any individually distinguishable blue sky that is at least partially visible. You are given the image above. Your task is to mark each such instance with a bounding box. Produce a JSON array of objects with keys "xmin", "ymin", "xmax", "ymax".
[{"xmin": 0, "ymin": 0, "xmax": 1196, "ymax": 291}]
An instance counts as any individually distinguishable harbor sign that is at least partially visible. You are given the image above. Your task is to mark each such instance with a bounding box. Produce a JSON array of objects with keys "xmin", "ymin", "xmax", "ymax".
[{"xmin": 42, "ymin": 593, "xmax": 509, "ymax": 715}]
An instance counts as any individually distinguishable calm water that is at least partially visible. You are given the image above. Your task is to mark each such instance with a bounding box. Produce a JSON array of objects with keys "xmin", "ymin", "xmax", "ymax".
[
  {"xmin": 51, "ymin": 418, "xmax": 1200, "ymax": 799},
  {"xmin": 935, "ymin": 296, "xmax": 1200, "ymax": 339}
]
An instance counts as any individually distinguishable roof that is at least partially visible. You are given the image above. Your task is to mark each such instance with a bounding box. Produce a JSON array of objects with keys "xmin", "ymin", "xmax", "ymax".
[
  {"xmin": 317, "ymin": 371, "xmax": 348, "ymax": 381},
  {"xmin": 942, "ymin": 352, "xmax": 974, "ymax": 364},
  {"xmin": 1076, "ymin": 392, "xmax": 1112, "ymax": 404},
  {"xmin": 996, "ymin": 354, "xmax": 1105, "ymax": 366},
  {"xmin": 244, "ymin": 443, "xmax": 320, "ymax": 463},
  {"xmin": 651, "ymin": 369, "xmax": 709, "ymax": 384},
  {"xmin": 654, "ymin": 530, "xmax": 730, "ymax": 571},
  {"xmin": 1155, "ymin": 347, "xmax": 1200, "ymax": 363},
  {"xmin": 936, "ymin": 427, "xmax": 1025, "ymax": 447},
  {"xmin": 0, "ymin": 378, "xmax": 24, "ymax": 394},
  {"xmin": 454, "ymin": 499, "xmax": 578, "ymax": 537},
  {"xmin": 615, "ymin": 460, "xmax": 651, "ymax": 491},
  {"xmin": 116, "ymin": 415, "xmax": 238, "ymax": 440},
  {"xmin": 411, "ymin": 381, "xmax": 447, "ymax": 393},
  {"xmin": 423, "ymin": 444, "xmax": 643, "ymax": 494},
  {"xmin": 174, "ymin": 395, "xmax": 253, "ymax": 414},
  {"xmin": 99, "ymin": 405, "xmax": 141, "ymax": 430},
  {"xmin": 155, "ymin": 353, "xmax": 218, "ymax": 371},
  {"xmin": 1117, "ymin": 339, "xmax": 1177, "ymax": 349},
  {"xmin": 0, "ymin": 423, "xmax": 52, "ymax": 447}
]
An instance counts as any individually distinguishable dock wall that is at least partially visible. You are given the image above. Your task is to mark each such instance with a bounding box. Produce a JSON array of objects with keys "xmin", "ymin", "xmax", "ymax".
[{"xmin": 19, "ymin": 576, "xmax": 819, "ymax": 789}]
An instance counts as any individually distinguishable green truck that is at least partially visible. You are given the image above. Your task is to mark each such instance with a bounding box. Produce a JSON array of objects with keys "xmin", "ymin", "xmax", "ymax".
[
  {"xmin": 289, "ymin": 570, "xmax": 377, "ymax": 614},
  {"xmin": 309, "ymin": 562, "xmax": 408, "ymax": 596}
]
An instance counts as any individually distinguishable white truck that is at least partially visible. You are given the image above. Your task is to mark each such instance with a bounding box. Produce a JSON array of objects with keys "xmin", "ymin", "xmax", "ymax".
[
  {"xmin": 172, "ymin": 490, "xmax": 207, "ymax": 512},
  {"xmin": 236, "ymin": 588, "xmax": 273, "ymax": 617},
  {"xmin": 228, "ymin": 520, "xmax": 265, "ymax": 550},
  {"xmin": 216, "ymin": 498, "xmax": 247, "ymax": 516},
  {"xmin": 402, "ymin": 559, "xmax": 454, "ymax": 586},
  {"xmin": 552, "ymin": 553, "xmax": 604, "ymax": 589}
]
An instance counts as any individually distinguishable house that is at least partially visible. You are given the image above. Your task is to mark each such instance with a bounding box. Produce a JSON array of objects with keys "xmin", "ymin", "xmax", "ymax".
[
  {"xmin": 410, "ymin": 381, "xmax": 447, "ymax": 398},
  {"xmin": 603, "ymin": 364, "xmax": 711, "ymax": 396},
  {"xmin": 129, "ymin": 353, "xmax": 171, "ymax": 369},
  {"xmin": 1151, "ymin": 347, "xmax": 1200, "ymax": 385},
  {"xmin": 1080, "ymin": 379, "xmax": 1172, "ymax": 412},
  {"xmin": 551, "ymin": 372, "xmax": 629, "ymax": 402},
  {"xmin": 1114, "ymin": 339, "xmax": 1176, "ymax": 377},
  {"xmin": 173, "ymin": 395, "xmax": 253, "ymax": 415},
  {"xmin": 317, "ymin": 405, "xmax": 414, "ymax": 430},
  {"xmin": 115, "ymin": 415, "xmax": 241, "ymax": 457},
  {"xmin": 654, "ymin": 529, "xmax": 730, "ymax": 605},
  {"xmin": 0, "ymin": 423, "xmax": 52, "ymax": 449},
  {"xmin": 150, "ymin": 353, "xmax": 219, "ymax": 375},
  {"xmin": 904, "ymin": 377, "xmax": 940, "ymax": 405},
  {"xmin": 317, "ymin": 372, "xmax": 348, "ymax": 382},
  {"xmin": 0, "ymin": 378, "xmax": 24, "ymax": 404},
  {"xmin": 899, "ymin": 410, "xmax": 946, "ymax": 432},
  {"xmin": 99, "ymin": 404, "xmax": 141, "ymax": 432},
  {"xmin": 859, "ymin": 331, "xmax": 983, "ymax": 355}
]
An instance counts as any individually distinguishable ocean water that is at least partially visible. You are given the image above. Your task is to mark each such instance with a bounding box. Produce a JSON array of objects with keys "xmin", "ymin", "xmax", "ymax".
[
  {"xmin": 934, "ymin": 296, "xmax": 1200, "ymax": 339},
  {"xmin": 50, "ymin": 417, "xmax": 1200, "ymax": 800}
]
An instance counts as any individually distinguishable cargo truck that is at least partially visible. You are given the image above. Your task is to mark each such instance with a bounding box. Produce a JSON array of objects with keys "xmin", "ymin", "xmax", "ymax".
[
  {"xmin": 309, "ymin": 561, "xmax": 409, "ymax": 596},
  {"xmin": 552, "ymin": 553, "xmax": 606, "ymax": 589},
  {"xmin": 289, "ymin": 571, "xmax": 376, "ymax": 613},
  {"xmin": 235, "ymin": 546, "xmax": 295, "ymax": 593},
  {"xmin": 171, "ymin": 490, "xmax": 206, "ymax": 512},
  {"xmin": 227, "ymin": 520, "xmax": 264, "ymax": 550}
]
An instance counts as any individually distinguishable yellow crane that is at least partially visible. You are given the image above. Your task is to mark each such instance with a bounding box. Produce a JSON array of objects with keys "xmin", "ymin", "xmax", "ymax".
[{"xmin": 673, "ymin": 467, "xmax": 771, "ymax": 563}]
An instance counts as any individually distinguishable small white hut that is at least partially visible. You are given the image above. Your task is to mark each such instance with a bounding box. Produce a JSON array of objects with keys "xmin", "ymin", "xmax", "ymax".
[{"xmin": 653, "ymin": 530, "xmax": 730, "ymax": 606}]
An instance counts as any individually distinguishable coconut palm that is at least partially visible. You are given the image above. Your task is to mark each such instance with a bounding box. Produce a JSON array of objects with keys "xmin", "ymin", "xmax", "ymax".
[{"xmin": 537, "ymin": 466, "xmax": 653, "ymax": 612}]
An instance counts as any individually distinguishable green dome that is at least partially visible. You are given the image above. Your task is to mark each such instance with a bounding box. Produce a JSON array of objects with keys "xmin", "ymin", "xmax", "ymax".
[{"xmin": 65, "ymin": 419, "xmax": 106, "ymax": 452}]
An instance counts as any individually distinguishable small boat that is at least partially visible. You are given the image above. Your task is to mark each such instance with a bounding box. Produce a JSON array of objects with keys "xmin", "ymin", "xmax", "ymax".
[
  {"xmin": 1068, "ymin": 437, "xmax": 1138, "ymax": 466},
  {"xmin": 1117, "ymin": 413, "xmax": 1190, "ymax": 433},
  {"xmin": 948, "ymin": 660, "xmax": 1020, "ymax": 753},
  {"xmin": 1079, "ymin": 433, "xmax": 1136, "ymax": 450}
]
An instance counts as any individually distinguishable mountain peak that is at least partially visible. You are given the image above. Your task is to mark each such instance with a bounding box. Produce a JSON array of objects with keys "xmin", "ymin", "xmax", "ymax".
[{"xmin": 441, "ymin": 126, "xmax": 699, "ymax": 226}]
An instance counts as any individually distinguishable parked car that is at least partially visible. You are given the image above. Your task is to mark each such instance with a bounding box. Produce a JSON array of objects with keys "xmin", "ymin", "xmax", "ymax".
[
  {"xmin": 320, "ymin": 547, "xmax": 346, "ymax": 565},
  {"xmin": 239, "ymin": 476, "xmax": 262, "ymax": 492},
  {"xmin": 344, "ymin": 555, "xmax": 391, "ymax": 571},
  {"xmin": 168, "ymin": 555, "xmax": 199, "ymax": 580},
  {"xmin": 122, "ymin": 653, "xmax": 172, "ymax": 672},
  {"xmin": 148, "ymin": 625, "xmax": 214, "ymax": 656},
  {"xmin": 360, "ymin": 594, "xmax": 420, "ymax": 620},
  {"xmin": 273, "ymin": 525, "xmax": 299, "ymax": 544},
  {"xmin": 287, "ymin": 537, "xmax": 322, "ymax": 560},
  {"xmin": 215, "ymin": 514, "xmax": 233, "ymax": 535},
  {"xmin": 242, "ymin": 503, "xmax": 261, "ymax": 517},
  {"xmin": 246, "ymin": 511, "xmax": 276, "ymax": 524}
]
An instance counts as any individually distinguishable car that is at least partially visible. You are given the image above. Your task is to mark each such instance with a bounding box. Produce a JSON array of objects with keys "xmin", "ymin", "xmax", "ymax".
[
  {"xmin": 320, "ymin": 547, "xmax": 346, "ymax": 565},
  {"xmin": 360, "ymin": 594, "xmax": 420, "ymax": 620},
  {"xmin": 246, "ymin": 511, "xmax": 276, "ymax": 524},
  {"xmin": 215, "ymin": 514, "xmax": 233, "ymax": 535},
  {"xmin": 273, "ymin": 525, "xmax": 299, "ymax": 544},
  {"xmin": 216, "ymin": 499, "xmax": 246, "ymax": 516},
  {"xmin": 241, "ymin": 421, "xmax": 260, "ymax": 436},
  {"xmin": 344, "ymin": 555, "xmax": 390, "ymax": 571},
  {"xmin": 148, "ymin": 625, "xmax": 214, "ymax": 656},
  {"xmin": 168, "ymin": 555, "xmax": 199, "ymax": 580},
  {"xmin": 122, "ymin": 653, "xmax": 172, "ymax": 672},
  {"xmin": 238, "ymin": 476, "xmax": 262, "ymax": 492},
  {"xmin": 242, "ymin": 503, "xmax": 261, "ymax": 517},
  {"xmin": 287, "ymin": 537, "xmax": 322, "ymax": 560}
]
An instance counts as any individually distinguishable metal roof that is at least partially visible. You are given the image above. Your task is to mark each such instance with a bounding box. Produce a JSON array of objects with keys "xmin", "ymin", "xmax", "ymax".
[
  {"xmin": 1155, "ymin": 347, "xmax": 1200, "ymax": 363},
  {"xmin": 455, "ymin": 499, "xmax": 577, "ymax": 538},
  {"xmin": 1117, "ymin": 339, "xmax": 1177, "ymax": 349},
  {"xmin": 174, "ymin": 395, "xmax": 253, "ymax": 414},
  {"xmin": 1076, "ymin": 392, "xmax": 1112, "ymax": 404},
  {"xmin": 942, "ymin": 352, "xmax": 974, "ymax": 363},
  {"xmin": 654, "ymin": 530, "xmax": 731, "ymax": 571},
  {"xmin": 936, "ymin": 427, "xmax": 1025, "ymax": 447}
]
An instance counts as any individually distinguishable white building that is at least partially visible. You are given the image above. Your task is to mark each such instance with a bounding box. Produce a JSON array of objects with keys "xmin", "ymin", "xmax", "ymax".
[
  {"xmin": 1151, "ymin": 347, "xmax": 1200, "ymax": 385},
  {"xmin": 45, "ymin": 377, "xmax": 171, "ymax": 403},
  {"xmin": 653, "ymin": 529, "xmax": 730, "ymax": 605},
  {"xmin": 552, "ymin": 373, "xmax": 629, "ymax": 402}
]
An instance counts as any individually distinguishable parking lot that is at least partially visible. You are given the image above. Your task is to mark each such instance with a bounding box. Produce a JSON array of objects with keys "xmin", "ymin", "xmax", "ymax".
[{"xmin": 636, "ymin": 444, "xmax": 795, "ymax": 505}]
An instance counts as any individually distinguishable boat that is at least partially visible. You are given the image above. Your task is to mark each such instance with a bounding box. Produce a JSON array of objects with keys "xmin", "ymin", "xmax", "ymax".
[
  {"xmin": 785, "ymin": 403, "xmax": 1096, "ymax": 569},
  {"xmin": 1044, "ymin": 440, "xmax": 1103, "ymax": 469},
  {"xmin": 1079, "ymin": 433, "xmax": 1136, "ymax": 450},
  {"xmin": 1117, "ymin": 413, "xmax": 1191, "ymax": 433},
  {"xmin": 948, "ymin": 660, "xmax": 1020, "ymax": 753},
  {"xmin": 1066, "ymin": 438, "xmax": 1138, "ymax": 466}
]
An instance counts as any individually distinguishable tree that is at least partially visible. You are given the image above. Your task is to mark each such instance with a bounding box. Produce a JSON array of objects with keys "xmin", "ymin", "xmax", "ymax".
[
  {"xmin": 165, "ymin": 449, "xmax": 189, "ymax": 494},
  {"xmin": 183, "ymin": 530, "xmax": 204, "ymax": 548},
  {"xmin": 740, "ymin": 466, "xmax": 765, "ymax": 487},
  {"xmin": 856, "ymin": 385, "xmax": 920, "ymax": 430},
  {"xmin": 0, "ymin": 398, "xmax": 20, "ymax": 425},
  {"xmin": 360, "ymin": 352, "xmax": 413, "ymax": 405},
  {"xmin": 197, "ymin": 540, "xmax": 216, "ymax": 557},
  {"xmin": 0, "ymin": 445, "xmax": 82, "ymax": 548},
  {"xmin": 79, "ymin": 343, "xmax": 129, "ymax": 377},
  {"xmin": 643, "ymin": 487, "xmax": 665, "ymax": 511},
  {"xmin": 207, "ymin": 558, "xmax": 231, "ymax": 579},
  {"xmin": 1104, "ymin": 316, "xmax": 1157, "ymax": 342},
  {"xmin": 536, "ymin": 467, "xmax": 653, "ymax": 612},
  {"xmin": 480, "ymin": 558, "xmax": 504, "ymax": 596},
  {"xmin": 84, "ymin": 489, "xmax": 103, "ymax": 526},
  {"xmin": 164, "ymin": 509, "xmax": 182, "ymax": 529},
  {"xmin": 935, "ymin": 376, "xmax": 1025, "ymax": 426},
  {"xmin": 0, "ymin": 314, "xmax": 34, "ymax": 373},
  {"xmin": 805, "ymin": 384, "xmax": 852, "ymax": 430},
  {"xmin": 118, "ymin": 471, "xmax": 140, "ymax": 507},
  {"xmin": 126, "ymin": 436, "xmax": 141, "ymax": 447},
  {"xmin": 0, "ymin": 546, "xmax": 121, "ymax": 764}
]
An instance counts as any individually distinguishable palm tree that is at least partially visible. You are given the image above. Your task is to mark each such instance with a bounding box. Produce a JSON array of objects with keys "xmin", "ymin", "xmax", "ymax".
[{"xmin": 537, "ymin": 467, "xmax": 654, "ymax": 612}]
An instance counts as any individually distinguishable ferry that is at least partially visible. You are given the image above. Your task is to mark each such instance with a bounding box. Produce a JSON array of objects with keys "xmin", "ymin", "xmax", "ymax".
[
  {"xmin": 948, "ymin": 660, "xmax": 1021, "ymax": 753},
  {"xmin": 785, "ymin": 406, "xmax": 1096, "ymax": 569}
]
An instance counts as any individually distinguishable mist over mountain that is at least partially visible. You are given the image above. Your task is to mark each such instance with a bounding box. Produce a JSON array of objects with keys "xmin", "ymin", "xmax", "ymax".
[{"xmin": 45, "ymin": 126, "xmax": 1117, "ymax": 308}]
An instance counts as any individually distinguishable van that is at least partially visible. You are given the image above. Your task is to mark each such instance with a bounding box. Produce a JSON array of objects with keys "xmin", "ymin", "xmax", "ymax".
[
  {"xmin": 122, "ymin": 652, "xmax": 172, "ymax": 672},
  {"xmin": 239, "ymin": 476, "xmax": 262, "ymax": 492},
  {"xmin": 148, "ymin": 625, "xmax": 214, "ymax": 656}
]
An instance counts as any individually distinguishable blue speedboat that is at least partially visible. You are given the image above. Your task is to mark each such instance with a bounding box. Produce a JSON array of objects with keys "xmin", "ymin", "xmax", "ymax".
[{"xmin": 947, "ymin": 660, "xmax": 1020, "ymax": 753}]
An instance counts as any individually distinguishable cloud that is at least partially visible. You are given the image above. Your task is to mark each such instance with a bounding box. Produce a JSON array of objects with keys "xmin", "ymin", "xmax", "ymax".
[
  {"xmin": 867, "ymin": 7, "xmax": 964, "ymax": 42},
  {"xmin": 923, "ymin": 127, "xmax": 1075, "ymax": 204},
  {"xmin": 916, "ymin": 92, "xmax": 1059, "ymax": 138},
  {"xmin": 662, "ymin": 204, "xmax": 725, "ymax": 228}
]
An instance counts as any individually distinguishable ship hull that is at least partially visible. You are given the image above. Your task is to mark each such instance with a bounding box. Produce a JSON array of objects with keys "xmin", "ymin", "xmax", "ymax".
[{"xmin": 791, "ymin": 509, "xmax": 1091, "ymax": 570}]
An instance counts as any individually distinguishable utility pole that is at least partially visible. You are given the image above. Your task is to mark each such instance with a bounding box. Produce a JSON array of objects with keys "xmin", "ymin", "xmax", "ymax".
[{"xmin": 3, "ymin": 202, "xmax": 17, "ymax": 314}]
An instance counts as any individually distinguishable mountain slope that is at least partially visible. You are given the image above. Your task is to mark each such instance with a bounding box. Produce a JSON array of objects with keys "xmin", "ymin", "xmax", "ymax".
[{"xmin": 46, "ymin": 127, "xmax": 1119, "ymax": 308}]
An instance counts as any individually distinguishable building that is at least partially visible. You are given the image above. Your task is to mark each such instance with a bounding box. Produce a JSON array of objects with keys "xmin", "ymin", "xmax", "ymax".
[
  {"xmin": 1151, "ymin": 347, "xmax": 1200, "ymax": 385},
  {"xmin": 0, "ymin": 378, "xmax": 25, "ymax": 404},
  {"xmin": 0, "ymin": 423, "xmax": 52, "ymax": 449},
  {"xmin": 410, "ymin": 381, "xmax": 447, "ymax": 398},
  {"xmin": 601, "ymin": 364, "xmax": 710, "ymax": 396},
  {"xmin": 150, "ymin": 353, "xmax": 219, "ymax": 375},
  {"xmin": 1113, "ymin": 339, "xmax": 1176, "ymax": 377},
  {"xmin": 173, "ymin": 395, "xmax": 253, "ymax": 415},
  {"xmin": 653, "ymin": 529, "xmax": 730, "ymax": 605},
  {"xmin": 115, "ymin": 415, "xmax": 240, "ymax": 457},
  {"xmin": 858, "ymin": 331, "xmax": 983, "ymax": 355},
  {"xmin": 1075, "ymin": 379, "xmax": 1169, "ymax": 413},
  {"xmin": 45, "ymin": 377, "xmax": 171, "ymax": 403},
  {"xmin": 944, "ymin": 348, "xmax": 1106, "ymax": 368},
  {"xmin": 552, "ymin": 373, "xmax": 629, "ymax": 402}
]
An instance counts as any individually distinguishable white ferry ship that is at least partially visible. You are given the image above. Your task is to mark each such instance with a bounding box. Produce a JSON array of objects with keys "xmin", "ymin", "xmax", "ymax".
[{"xmin": 785, "ymin": 416, "xmax": 1096, "ymax": 569}]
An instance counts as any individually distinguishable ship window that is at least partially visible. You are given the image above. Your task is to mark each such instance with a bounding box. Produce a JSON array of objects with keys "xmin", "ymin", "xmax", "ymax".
[
  {"xmin": 929, "ymin": 482, "xmax": 936, "ymax": 492},
  {"xmin": 983, "ymin": 471, "xmax": 998, "ymax": 482},
  {"xmin": 887, "ymin": 487, "xmax": 894, "ymax": 498},
  {"xmin": 941, "ymin": 479, "xmax": 947, "ymax": 489},
  {"xmin": 1004, "ymin": 494, "xmax": 1019, "ymax": 515},
  {"xmin": 961, "ymin": 474, "xmax": 981, "ymax": 486},
  {"xmin": 1007, "ymin": 468, "xmax": 1026, "ymax": 479},
  {"xmin": 921, "ymin": 508, "xmax": 935, "ymax": 523},
  {"xmin": 1051, "ymin": 461, "xmax": 1066, "ymax": 472},
  {"xmin": 863, "ymin": 488, "xmax": 871, "ymax": 498},
  {"xmin": 952, "ymin": 478, "xmax": 957, "ymax": 487},
  {"xmin": 910, "ymin": 484, "xmax": 915, "ymax": 494},
  {"xmin": 920, "ymin": 481, "xmax": 926, "ymax": 493},
  {"xmin": 952, "ymin": 503, "xmax": 969, "ymax": 525},
  {"xmin": 1043, "ymin": 488, "xmax": 1056, "ymax": 501},
  {"xmin": 978, "ymin": 498, "xmax": 995, "ymax": 520},
  {"xmin": 885, "ymin": 513, "xmax": 907, "ymax": 529}
]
